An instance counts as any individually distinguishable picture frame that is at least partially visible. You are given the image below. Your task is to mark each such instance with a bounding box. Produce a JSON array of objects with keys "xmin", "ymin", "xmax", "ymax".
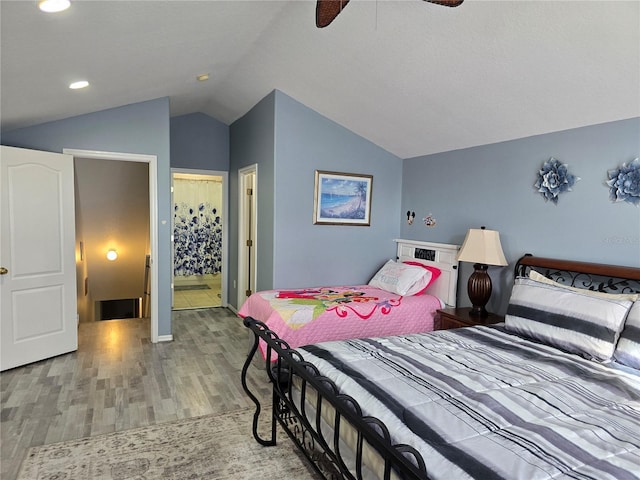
[{"xmin": 313, "ymin": 170, "xmax": 373, "ymax": 226}]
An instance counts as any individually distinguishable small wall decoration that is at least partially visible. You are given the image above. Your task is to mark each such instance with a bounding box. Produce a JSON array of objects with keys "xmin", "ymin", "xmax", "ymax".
[
  {"xmin": 423, "ymin": 214, "xmax": 437, "ymax": 227},
  {"xmin": 534, "ymin": 157, "xmax": 580, "ymax": 204},
  {"xmin": 406, "ymin": 211, "xmax": 415, "ymax": 225},
  {"xmin": 313, "ymin": 170, "xmax": 373, "ymax": 226},
  {"xmin": 607, "ymin": 158, "xmax": 640, "ymax": 206}
]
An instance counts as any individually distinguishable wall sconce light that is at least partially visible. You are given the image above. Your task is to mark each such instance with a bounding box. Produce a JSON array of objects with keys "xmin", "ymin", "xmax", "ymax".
[
  {"xmin": 106, "ymin": 249, "xmax": 118, "ymax": 261},
  {"xmin": 457, "ymin": 226, "xmax": 507, "ymax": 317}
]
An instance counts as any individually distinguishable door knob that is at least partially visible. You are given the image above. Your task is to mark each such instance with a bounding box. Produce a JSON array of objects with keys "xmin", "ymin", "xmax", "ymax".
[{"xmin": 0, "ymin": 267, "xmax": 7, "ymax": 275}]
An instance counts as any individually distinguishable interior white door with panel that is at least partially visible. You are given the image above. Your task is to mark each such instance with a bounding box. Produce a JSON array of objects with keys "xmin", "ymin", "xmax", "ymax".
[{"xmin": 1, "ymin": 146, "xmax": 78, "ymax": 371}]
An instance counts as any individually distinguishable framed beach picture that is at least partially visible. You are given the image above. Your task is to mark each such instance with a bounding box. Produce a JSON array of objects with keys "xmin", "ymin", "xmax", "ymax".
[{"xmin": 313, "ymin": 170, "xmax": 373, "ymax": 226}]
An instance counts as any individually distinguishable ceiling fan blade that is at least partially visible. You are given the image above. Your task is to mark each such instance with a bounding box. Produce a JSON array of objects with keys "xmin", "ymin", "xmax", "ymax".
[
  {"xmin": 424, "ymin": 0, "xmax": 464, "ymax": 7},
  {"xmin": 316, "ymin": 0, "xmax": 350, "ymax": 28},
  {"xmin": 316, "ymin": 0, "xmax": 461, "ymax": 28}
]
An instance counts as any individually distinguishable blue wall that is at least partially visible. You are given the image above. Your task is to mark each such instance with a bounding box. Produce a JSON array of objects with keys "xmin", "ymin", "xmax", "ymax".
[
  {"xmin": 227, "ymin": 90, "xmax": 403, "ymax": 308},
  {"xmin": 1, "ymin": 98, "xmax": 173, "ymax": 336},
  {"xmin": 170, "ymin": 112, "xmax": 229, "ymax": 170},
  {"xmin": 229, "ymin": 91, "xmax": 276, "ymax": 306},
  {"xmin": 273, "ymin": 91, "xmax": 403, "ymax": 287},
  {"xmin": 3, "ymin": 91, "xmax": 636, "ymax": 323},
  {"xmin": 401, "ymin": 117, "xmax": 640, "ymax": 314}
]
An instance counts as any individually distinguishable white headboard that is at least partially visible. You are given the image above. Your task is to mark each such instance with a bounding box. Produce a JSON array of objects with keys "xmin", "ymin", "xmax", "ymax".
[{"xmin": 394, "ymin": 239, "xmax": 460, "ymax": 307}]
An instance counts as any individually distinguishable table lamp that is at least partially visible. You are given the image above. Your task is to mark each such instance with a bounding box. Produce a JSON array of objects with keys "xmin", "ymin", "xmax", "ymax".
[{"xmin": 457, "ymin": 226, "xmax": 507, "ymax": 317}]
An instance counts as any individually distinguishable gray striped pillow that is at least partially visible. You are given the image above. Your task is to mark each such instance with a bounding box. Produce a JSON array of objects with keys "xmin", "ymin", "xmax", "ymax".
[
  {"xmin": 613, "ymin": 301, "xmax": 640, "ymax": 369},
  {"xmin": 505, "ymin": 277, "xmax": 633, "ymax": 361}
]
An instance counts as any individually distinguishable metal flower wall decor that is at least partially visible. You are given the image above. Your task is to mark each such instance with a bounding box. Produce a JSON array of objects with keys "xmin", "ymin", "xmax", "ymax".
[
  {"xmin": 534, "ymin": 157, "xmax": 580, "ymax": 204},
  {"xmin": 607, "ymin": 158, "xmax": 640, "ymax": 206}
]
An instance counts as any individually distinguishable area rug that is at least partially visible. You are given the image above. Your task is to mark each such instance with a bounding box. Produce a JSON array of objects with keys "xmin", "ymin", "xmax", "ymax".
[
  {"xmin": 17, "ymin": 408, "xmax": 319, "ymax": 480},
  {"xmin": 174, "ymin": 284, "xmax": 211, "ymax": 291}
]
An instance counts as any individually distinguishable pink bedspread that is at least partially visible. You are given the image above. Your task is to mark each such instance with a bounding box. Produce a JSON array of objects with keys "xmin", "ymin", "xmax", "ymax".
[{"xmin": 238, "ymin": 285, "xmax": 443, "ymax": 359}]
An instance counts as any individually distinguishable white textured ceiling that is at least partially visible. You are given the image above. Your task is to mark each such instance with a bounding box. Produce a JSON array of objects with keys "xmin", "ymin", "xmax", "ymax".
[{"xmin": 1, "ymin": 0, "xmax": 639, "ymax": 158}]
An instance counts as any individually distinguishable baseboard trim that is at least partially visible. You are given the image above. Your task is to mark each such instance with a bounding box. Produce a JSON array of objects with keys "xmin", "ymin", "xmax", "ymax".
[{"xmin": 157, "ymin": 335, "xmax": 173, "ymax": 342}]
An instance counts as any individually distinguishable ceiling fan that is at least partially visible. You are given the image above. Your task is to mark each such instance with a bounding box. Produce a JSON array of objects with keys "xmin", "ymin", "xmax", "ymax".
[{"xmin": 316, "ymin": 0, "xmax": 464, "ymax": 28}]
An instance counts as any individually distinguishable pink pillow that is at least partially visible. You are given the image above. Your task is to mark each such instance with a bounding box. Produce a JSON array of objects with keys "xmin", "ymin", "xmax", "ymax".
[{"xmin": 403, "ymin": 261, "xmax": 441, "ymax": 295}]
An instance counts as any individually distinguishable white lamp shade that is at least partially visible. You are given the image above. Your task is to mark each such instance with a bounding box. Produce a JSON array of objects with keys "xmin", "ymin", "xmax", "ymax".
[{"xmin": 457, "ymin": 228, "xmax": 507, "ymax": 266}]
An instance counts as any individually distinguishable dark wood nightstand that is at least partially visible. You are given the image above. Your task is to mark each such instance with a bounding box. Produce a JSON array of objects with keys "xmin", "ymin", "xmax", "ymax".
[{"xmin": 436, "ymin": 307, "xmax": 504, "ymax": 330}]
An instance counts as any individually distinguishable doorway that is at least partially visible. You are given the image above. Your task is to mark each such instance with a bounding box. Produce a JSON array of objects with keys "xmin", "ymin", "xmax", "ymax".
[
  {"xmin": 171, "ymin": 169, "xmax": 228, "ymax": 310},
  {"xmin": 237, "ymin": 164, "xmax": 257, "ymax": 309},
  {"xmin": 74, "ymin": 157, "xmax": 149, "ymax": 325},
  {"xmin": 64, "ymin": 149, "xmax": 160, "ymax": 343}
]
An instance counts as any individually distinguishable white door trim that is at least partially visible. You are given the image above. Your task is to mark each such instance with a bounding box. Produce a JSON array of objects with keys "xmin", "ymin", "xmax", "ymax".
[
  {"xmin": 63, "ymin": 148, "xmax": 160, "ymax": 343},
  {"xmin": 171, "ymin": 168, "xmax": 228, "ymax": 307}
]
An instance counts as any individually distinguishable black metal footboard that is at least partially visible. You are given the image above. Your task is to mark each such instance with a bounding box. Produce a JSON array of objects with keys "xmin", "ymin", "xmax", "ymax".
[{"xmin": 240, "ymin": 316, "xmax": 429, "ymax": 480}]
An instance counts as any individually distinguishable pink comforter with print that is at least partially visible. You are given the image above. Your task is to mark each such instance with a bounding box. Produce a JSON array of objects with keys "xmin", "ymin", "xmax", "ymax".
[{"xmin": 238, "ymin": 285, "xmax": 443, "ymax": 359}]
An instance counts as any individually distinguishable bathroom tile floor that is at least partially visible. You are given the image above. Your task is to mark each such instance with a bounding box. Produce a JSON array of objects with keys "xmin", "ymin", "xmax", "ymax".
[{"xmin": 173, "ymin": 273, "xmax": 221, "ymax": 309}]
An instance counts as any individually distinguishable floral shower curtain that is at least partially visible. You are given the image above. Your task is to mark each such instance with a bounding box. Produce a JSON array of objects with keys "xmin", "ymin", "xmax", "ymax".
[{"xmin": 173, "ymin": 177, "xmax": 222, "ymax": 276}]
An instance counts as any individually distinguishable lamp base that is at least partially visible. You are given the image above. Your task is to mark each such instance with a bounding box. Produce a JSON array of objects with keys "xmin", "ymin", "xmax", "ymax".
[
  {"xmin": 469, "ymin": 305, "xmax": 489, "ymax": 318},
  {"xmin": 467, "ymin": 263, "xmax": 492, "ymax": 318}
]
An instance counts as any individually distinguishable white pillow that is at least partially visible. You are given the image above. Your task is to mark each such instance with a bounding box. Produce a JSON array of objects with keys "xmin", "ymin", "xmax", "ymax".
[
  {"xmin": 505, "ymin": 277, "xmax": 632, "ymax": 361},
  {"xmin": 613, "ymin": 301, "xmax": 640, "ymax": 369},
  {"xmin": 368, "ymin": 260, "xmax": 429, "ymax": 296}
]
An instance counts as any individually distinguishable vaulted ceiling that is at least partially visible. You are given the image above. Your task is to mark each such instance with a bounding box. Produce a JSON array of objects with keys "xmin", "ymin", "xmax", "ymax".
[{"xmin": 1, "ymin": 1, "xmax": 638, "ymax": 158}]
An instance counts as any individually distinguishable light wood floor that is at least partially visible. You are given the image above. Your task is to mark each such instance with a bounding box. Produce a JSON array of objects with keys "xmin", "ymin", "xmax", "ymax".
[{"xmin": 0, "ymin": 308, "xmax": 273, "ymax": 480}]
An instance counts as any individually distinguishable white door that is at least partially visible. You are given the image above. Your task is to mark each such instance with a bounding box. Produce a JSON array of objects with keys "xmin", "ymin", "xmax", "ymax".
[{"xmin": 1, "ymin": 146, "xmax": 78, "ymax": 371}]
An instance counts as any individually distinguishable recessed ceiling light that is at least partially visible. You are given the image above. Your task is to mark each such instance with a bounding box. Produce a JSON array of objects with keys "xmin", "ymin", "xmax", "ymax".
[
  {"xmin": 69, "ymin": 80, "xmax": 89, "ymax": 90},
  {"xmin": 38, "ymin": 0, "xmax": 71, "ymax": 13},
  {"xmin": 197, "ymin": 74, "xmax": 210, "ymax": 82}
]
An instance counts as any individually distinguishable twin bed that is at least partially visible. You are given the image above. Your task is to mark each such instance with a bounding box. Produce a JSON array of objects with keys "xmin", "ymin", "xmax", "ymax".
[
  {"xmin": 238, "ymin": 239, "xmax": 460, "ymax": 359},
  {"xmin": 241, "ymin": 254, "xmax": 640, "ymax": 479}
]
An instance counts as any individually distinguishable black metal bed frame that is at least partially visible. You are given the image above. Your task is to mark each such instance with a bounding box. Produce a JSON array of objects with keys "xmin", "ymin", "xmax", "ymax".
[
  {"xmin": 240, "ymin": 255, "xmax": 640, "ymax": 480},
  {"xmin": 240, "ymin": 316, "xmax": 428, "ymax": 479},
  {"xmin": 515, "ymin": 254, "xmax": 640, "ymax": 294}
]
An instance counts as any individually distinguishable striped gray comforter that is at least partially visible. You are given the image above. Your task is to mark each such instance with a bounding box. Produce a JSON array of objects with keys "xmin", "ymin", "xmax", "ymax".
[{"xmin": 300, "ymin": 326, "xmax": 640, "ymax": 480}]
